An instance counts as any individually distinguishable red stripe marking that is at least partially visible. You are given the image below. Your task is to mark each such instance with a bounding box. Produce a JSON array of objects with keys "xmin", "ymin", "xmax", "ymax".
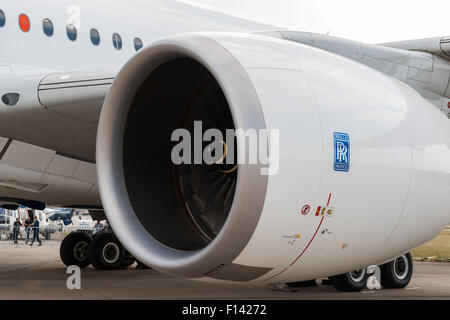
[
  {"xmin": 290, "ymin": 216, "xmax": 325, "ymax": 266},
  {"xmin": 263, "ymin": 193, "xmax": 332, "ymax": 281},
  {"xmin": 264, "ymin": 268, "xmax": 288, "ymax": 282}
]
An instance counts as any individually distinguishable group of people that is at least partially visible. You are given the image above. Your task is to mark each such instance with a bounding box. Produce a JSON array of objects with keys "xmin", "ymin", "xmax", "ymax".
[{"xmin": 12, "ymin": 216, "xmax": 42, "ymax": 246}]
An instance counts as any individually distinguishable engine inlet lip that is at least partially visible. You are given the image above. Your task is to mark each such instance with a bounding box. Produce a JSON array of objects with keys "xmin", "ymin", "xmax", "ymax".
[{"xmin": 96, "ymin": 33, "xmax": 268, "ymax": 278}]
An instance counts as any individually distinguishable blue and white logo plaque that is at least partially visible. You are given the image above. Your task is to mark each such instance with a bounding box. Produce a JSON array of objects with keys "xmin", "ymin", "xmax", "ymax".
[{"xmin": 334, "ymin": 132, "xmax": 350, "ymax": 172}]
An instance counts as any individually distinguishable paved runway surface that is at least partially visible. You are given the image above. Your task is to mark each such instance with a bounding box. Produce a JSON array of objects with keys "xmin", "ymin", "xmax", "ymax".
[{"xmin": 0, "ymin": 242, "xmax": 449, "ymax": 300}]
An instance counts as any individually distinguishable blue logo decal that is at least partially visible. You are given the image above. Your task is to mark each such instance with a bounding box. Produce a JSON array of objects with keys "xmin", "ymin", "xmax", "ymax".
[{"xmin": 334, "ymin": 132, "xmax": 350, "ymax": 172}]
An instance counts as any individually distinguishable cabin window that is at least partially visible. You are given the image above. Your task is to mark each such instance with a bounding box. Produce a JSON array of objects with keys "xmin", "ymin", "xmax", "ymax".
[
  {"xmin": 43, "ymin": 18, "xmax": 53, "ymax": 36},
  {"xmin": 0, "ymin": 9, "xmax": 5, "ymax": 27},
  {"xmin": 66, "ymin": 23, "xmax": 77, "ymax": 41},
  {"xmin": 19, "ymin": 13, "xmax": 30, "ymax": 32},
  {"xmin": 112, "ymin": 33, "xmax": 122, "ymax": 50},
  {"xmin": 90, "ymin": 28, "xmax": 100, "ymax": 46},
  {"xmin": 134, "ymin": 37, "xmax": 143, "ymax": 51}
]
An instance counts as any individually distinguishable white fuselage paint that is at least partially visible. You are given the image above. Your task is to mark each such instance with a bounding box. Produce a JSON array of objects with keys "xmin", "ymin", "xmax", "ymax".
[{"xmin": 0, "ymin": 0, "xmax": 276, "ymax": 76}]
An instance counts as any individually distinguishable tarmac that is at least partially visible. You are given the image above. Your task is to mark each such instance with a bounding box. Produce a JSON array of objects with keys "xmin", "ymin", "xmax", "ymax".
[{"xmin": 0, "ymin": 241, "xmax": 449, "ymax": 300}]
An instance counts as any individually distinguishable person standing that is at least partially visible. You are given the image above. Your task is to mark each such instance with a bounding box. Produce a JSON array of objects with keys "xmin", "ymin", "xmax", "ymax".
[
  {"xmin": 24, "ymin": 216, "xmax": 32, "ymax": 244},
  {"xmin": 93, "ymin": 220, "xmax": 104, "ymax": 234},
  {"xmin": 29, "ymin": 216, "xmax": 42, "ymax": 246},
  {"xmin": 13, "ymin": 218, "xmax": 21, "ymax": 244}
]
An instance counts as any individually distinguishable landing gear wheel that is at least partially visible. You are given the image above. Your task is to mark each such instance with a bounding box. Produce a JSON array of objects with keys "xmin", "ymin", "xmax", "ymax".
[
  {"xmin": 60, "ymin": 232, "xmax": 91, "ymax": 268},
  {"xmin": 330, "ymin": 269, "xmax": 368, "ymax": 292},
  {"xmin": 88, "ymin": 233, "xmax": 125, "ymax": 270},
  {"xmin": 380, "ymin": 253, "xmax": 413, "ymax": 289},
  {"xmin": 120, "ymin": 252, "xmax": 136, "ymax": 269}
]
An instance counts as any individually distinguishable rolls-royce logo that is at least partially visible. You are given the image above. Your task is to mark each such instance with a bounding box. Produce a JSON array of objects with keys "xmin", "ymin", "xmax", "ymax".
[{"xmin": 334, "ymin": 132, "xmax": 350, "ymax": 172}]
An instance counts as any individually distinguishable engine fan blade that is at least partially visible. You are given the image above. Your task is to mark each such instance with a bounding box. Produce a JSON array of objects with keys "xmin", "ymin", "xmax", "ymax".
[
  {"xmin": 186, "ymin": 165, "xmax": 221, "ymax": 200},
  {"xmin": 201, "ymin": 176, "xmax": 234, "ymax": 234}
]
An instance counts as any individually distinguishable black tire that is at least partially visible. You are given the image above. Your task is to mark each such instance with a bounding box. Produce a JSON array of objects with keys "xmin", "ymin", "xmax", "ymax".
[
  {"xmin": 60, "ymin": 232, "xmax": 92, "ymax": 268},
  {"xmin": 119, "ymin": 251, "xmax": 136, "ymax": 269},
  {"xmin": 330, "ymin": 269, "xmax": 368, "ymax": 292},
  {"xmin": 88, "ymin": 233, "xmax": 125, "ymax": 270},
  {"xmin": 380, "ymin": 253, "xmax": 413, "ymax": 289}
]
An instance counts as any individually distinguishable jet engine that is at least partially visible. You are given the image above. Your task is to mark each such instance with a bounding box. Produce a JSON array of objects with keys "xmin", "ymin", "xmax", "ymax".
[{"xmin": 96, "ymin": 33, "xmax": 450, "ymax": 283}]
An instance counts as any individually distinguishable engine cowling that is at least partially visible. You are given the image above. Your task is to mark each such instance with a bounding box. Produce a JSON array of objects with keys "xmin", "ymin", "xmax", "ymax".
[{"xmin": 96, "ymin": 32, "xmax": 450, "ymax": 284}]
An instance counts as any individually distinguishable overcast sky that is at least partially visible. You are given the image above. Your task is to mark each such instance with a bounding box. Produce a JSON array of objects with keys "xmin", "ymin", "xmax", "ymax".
[{"xmin": 190, "ymin": 0, "xmax": 449, "ymax": 43}]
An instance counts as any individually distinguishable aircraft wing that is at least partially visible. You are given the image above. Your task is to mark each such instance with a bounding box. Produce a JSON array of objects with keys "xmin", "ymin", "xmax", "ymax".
[
  {"xmin": 0, "ymin": 70, "xmax": 116, "ymax": 162},
  {"xmin": 381, "ymin": 36, "xmax": 450, "ymax": 59},
  {"xmin": 260, "ymin": 31, "xmax": 450, "ymax": 115},
  {"xmin": 0, "ymin": 70, "xmax": 115, "ymax": 209}
]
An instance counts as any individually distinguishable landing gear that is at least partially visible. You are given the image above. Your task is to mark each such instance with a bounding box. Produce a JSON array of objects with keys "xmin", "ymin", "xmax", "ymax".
[
  {"xmin": 59, "ymin": 230, "xmax": 136, "ymax": 270},
  {"xmin": 329, "ymin": 269, "xmax": 369, "ymax": 292},
  {"xmin": 329, "ymin": 253, "xmax": 413, "ymax": 291},
  {"xmin": 268, "ymin": 254, "xmax": 415, "ymax": 293},
  {"xmin": 380, "ymin": 253, "xmax": 413, "ymax": 289},
  {"xmin": 87, "ymin": 232, "xmax": 134, "ymax": 270},
  {"xmin": 60, "ymin": 232, "xmax": 91, "ymax": 268}
]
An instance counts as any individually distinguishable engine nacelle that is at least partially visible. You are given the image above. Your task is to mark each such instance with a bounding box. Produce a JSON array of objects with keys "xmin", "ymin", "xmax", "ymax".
[{"xmin": 97, "ymin": 33, "xmax": 450, "ymax": 284}]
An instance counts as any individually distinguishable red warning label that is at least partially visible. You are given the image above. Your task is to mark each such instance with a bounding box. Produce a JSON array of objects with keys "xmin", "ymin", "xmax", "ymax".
[{"xmin": 301, "ymin": 205, "xmax": 311, "ymax": 215}]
